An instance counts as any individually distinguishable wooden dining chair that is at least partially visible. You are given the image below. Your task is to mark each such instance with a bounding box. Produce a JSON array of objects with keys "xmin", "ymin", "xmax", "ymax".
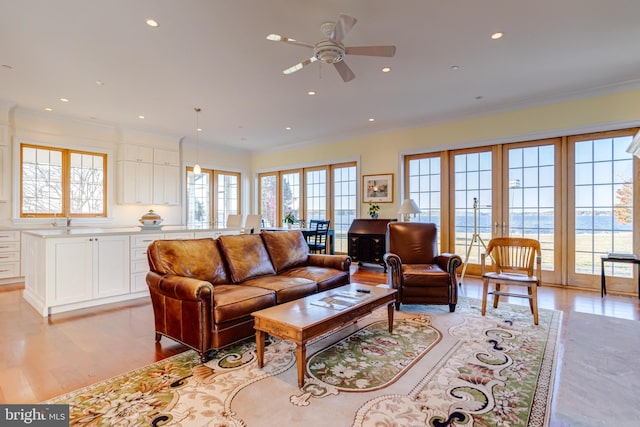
[
  {"xmin": 481, "ymin": 237, "xmax": 542, "ymax": 324},
  {"xmin": 307, "ymin": 220, "xmax": 330, "ymax": 254}
]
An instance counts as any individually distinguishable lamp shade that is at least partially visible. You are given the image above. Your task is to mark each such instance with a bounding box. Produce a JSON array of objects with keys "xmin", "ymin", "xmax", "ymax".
[{"xmin": 398, "ymin": 198, "xmax": 421, "ymax": 215}]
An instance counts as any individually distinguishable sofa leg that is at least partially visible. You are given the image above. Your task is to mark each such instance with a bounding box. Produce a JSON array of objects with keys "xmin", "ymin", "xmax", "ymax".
[
  {"xmin": 449, "ymin": 303, "xmax": 456, "ymax": 312},
  {"xmin": 155, "ymin": 333, "xmax": 161, "ymax": 343}
]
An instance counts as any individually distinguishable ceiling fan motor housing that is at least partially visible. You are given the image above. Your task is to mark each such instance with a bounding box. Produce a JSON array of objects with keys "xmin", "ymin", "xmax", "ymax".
[{"xmin": 314, "ymin": 39, "xmax": 345, "ymax": 63}]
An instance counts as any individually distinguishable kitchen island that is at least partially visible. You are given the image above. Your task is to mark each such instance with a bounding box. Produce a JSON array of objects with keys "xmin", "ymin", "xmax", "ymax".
[{"xmin": 22, "ymin": 226, "xmax": 241, "ymax": 316}]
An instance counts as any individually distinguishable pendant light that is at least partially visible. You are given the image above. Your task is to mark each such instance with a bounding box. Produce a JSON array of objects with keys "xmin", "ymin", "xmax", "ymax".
[{"xmin": 193, "ymin": 107, "xmax": 202, "ymax": 175}]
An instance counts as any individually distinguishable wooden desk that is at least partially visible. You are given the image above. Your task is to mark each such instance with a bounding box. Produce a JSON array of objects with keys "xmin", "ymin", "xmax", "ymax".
[{"xmin": 601, "ymin": 255, "xmax": 640, "ymax": 298}]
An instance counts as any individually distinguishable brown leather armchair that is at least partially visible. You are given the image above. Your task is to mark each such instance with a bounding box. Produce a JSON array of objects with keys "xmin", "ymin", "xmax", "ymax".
[{"xmin": 384, "ymin": 222, "xmax": 462, "ymax": 312}]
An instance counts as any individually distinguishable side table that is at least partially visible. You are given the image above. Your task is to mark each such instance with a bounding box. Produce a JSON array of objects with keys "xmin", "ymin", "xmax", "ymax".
[{"xmin": 600, "ymin": 255, "xmax": 640, "ymax": 299}]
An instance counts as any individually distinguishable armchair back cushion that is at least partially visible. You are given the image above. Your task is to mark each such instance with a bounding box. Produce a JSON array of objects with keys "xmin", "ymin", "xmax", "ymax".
[
  {"xmin": 261, "ymin": 230, "xmax": 309, "ymax": 273},
  {"xmin": 386, "ymin": 222, "xmax": 438, "ymax": 264},
  {"xmin": 218, "ymin": 234, "xmax": 276, "ymax": 283},
  {"xmin": 147, "ymin": 238, "xmax": 229, "ymax": 284}
]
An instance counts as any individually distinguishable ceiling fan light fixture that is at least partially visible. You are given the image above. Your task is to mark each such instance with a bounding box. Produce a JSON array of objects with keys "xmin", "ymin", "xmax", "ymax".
[{"xmin": 314, "ymin": 40, "xmax": 345, "ymax": 63}]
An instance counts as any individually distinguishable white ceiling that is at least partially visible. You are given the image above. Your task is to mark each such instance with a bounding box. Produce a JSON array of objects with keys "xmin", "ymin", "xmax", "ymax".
[{"xmin": 2, "ymin": 0, "xmax": 640, "ymax": 153}]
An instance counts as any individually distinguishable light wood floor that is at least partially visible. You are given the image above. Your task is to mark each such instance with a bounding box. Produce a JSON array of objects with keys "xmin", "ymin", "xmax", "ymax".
[{"xmin": 1, "ymin": 266, "xmax": 639, "ymax": 413}]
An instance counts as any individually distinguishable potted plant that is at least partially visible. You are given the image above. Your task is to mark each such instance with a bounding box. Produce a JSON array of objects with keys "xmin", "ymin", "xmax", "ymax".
[
  {"xmin": 368, "ymin": 203, "xmax": 380, "ymax": 219},
  {"xmin": 283, "ymin": 211, "xmax": 296, "ymax": 228}
]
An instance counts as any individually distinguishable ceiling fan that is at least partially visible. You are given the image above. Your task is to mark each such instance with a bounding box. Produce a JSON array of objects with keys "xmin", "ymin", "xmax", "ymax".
[{"xmin": 266, "ymin": 13, "xmax": 396, "ymax": 82}]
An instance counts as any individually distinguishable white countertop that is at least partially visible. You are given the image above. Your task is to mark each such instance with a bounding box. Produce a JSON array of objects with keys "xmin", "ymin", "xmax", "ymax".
[{"xmin": 21, "ymin": 225, "xmax": 241, "ymax": 238}]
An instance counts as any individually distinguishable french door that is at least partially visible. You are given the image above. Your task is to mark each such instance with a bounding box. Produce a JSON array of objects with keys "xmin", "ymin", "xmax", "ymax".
[{"xmin": 448, "ymin": 140, "xmax": 561, "ymax": 282}]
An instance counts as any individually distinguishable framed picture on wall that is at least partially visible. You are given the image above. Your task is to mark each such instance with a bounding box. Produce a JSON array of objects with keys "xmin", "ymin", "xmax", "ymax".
[{"xmin": 362, "ymin": 173, "xmax": 393, "ymax": 203}]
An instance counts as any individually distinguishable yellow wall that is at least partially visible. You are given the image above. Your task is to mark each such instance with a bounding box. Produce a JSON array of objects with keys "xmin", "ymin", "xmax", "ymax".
[{"xmin": 251, "ymin": 89, "xmax": 640, "ymax": 218}]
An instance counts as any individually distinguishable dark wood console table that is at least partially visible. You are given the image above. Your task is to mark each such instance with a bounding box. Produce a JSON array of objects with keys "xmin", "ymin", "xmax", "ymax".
[
  {"xmin": 348, "ymin": 218, "xmax": 396, "ymax": 271},
  {"xmin": 600, "ymin": 254, "xmax": 640, "ymax": 299}
]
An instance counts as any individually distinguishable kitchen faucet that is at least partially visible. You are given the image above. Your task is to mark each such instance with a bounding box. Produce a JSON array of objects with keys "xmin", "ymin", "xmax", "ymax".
[{"xmin": 66, "ymin": 215, "xmax": 71, "ymax": 227}]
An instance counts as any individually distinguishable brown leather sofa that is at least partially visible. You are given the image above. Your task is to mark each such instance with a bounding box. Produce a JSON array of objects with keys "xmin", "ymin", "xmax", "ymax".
[
  {"xmin": 384, "ymin": 222, "xmax": 462, "ymax": 312},
  {"xmin": 146, "ymin": 230, "xmax": 351, "ymax": 361}
]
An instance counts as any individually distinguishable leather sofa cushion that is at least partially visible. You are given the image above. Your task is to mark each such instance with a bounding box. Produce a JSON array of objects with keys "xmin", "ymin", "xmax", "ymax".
[
  {"xmin": 261, "ymin": 230, "xmax": 309, "ymax": 272},
  {"xmin": 147, "ymin": 238, "xmax": 229, "ymax": 284},
  {"xmin": 218, "ymin": 234, "xmax": 276, "ymax": 283},
  {"xmin": 280, "ymin": 266, "xmax": 350, "ymax": 292},
  {"xmin": 239, "ymin": 275, "xmax": 317, "ymax": 304},
  {"xmin": 211, "ymin": 284, "xmax": 276, "ymax": 324},
  {"xmin": 402, "ymin": 264, "xmax": 450, "ymax": 287}
]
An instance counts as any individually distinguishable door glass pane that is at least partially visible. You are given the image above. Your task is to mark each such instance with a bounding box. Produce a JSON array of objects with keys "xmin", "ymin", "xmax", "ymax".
[
  {"xmin": 508, "ymin": 145, "xmax": 555, "ymax": 270},
  {"xmin": 216, "ymin": 172, "xmax": 239, "ymax": 226},
  {"xmin": 305, "ymin": 169, "xmax": 327, "ymax": 224},
  {"xmin": 574, "ymin": 136, "xmax": 634, "ymax": 277},
  {"xmin": 454, "ymin": 152, "xmax": 493, "ymax": 265},
  {"xmin": 408, "ymin": 156, "xmax": 441, "ymax": 227},
  {"xmin": 282, "ymin": 172, "xmax": 300, "ymax": 226},
  {"xmin": 333, "ymin": 165, "xmax": 356, "ymax": 253},
  {"xmin": 260, "ymin": 174, "xmax": 277, "ymax": 228},
  {"xmin": 187, "ymin": 170, "xmax": 210, "ymax": 227}
]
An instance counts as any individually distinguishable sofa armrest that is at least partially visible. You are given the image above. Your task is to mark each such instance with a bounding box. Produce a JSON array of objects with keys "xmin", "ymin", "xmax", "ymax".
[
  {"xmin": 435, "ymin": 253, "xmax": 463, "ymax": 282},
  {"xmin": 307, "ymin": 254, "xmax": 352, "ymax": 271},
  {"xmin": 146, "ymin": 271, "xmax": 213, "ymax": 303},
  {"xmin": 383, "ymin": 253, "xmax": 402, "ymax": 290}
]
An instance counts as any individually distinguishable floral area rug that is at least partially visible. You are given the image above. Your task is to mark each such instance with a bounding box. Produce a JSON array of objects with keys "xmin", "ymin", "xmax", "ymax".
[{"xmin": 47, "ymin": 298, "xmax": 561, "ymax": 426}]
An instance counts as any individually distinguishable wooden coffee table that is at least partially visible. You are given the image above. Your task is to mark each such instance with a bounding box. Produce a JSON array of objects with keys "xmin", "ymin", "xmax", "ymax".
[{"xmin": 252, "ymin": 283, "xmax": 397, "ymax": 387}]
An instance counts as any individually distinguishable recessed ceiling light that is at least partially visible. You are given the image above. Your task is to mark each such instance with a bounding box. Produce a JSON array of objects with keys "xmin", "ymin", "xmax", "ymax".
[
  {"xmin": 368, "ymin": 118, "xmax": 375, "ymax": 122},
  {"xmin": 59, "ymin": 98, "xmax": 69, "ymax": 102},
  {"xmin": 138, "ymin": 115, "xmax": 145, "ymax": 119},
  {"xmin": 146, "ymin": 19, "xmax": 159, "ymax": 27},
  {"xmin": 450, "ymin": 65, "xmax": 460, "ymax": 71},
  {"xmin": 197, "ymin": 128, "xmax": 202, "ymax": 132},
  {"xmin": 382, "ymin": 67, "xmax": 391, "ymax": 73},
  {"xmin": 285, "ymin": 127, "xmax": 292, "ymax": 131},
  {"xmin": 96, "ymin": 80, "xmax": 104, "ymax": 86},
  {"xmin": 307, "ymin": 91, "xmax": 316, "ymax": 96},
  {"xmin": 44, "ymin": 107, "xmax": 53, "ymax": 112},
  {"xmin": 491, "ymin": 32, "xmax": 503, "ymax": 40}
]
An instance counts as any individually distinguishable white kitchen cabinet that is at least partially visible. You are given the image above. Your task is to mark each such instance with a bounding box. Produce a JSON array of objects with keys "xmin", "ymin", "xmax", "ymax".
[
  {"xmin": 0, "ymin": 125, "xmax": 8, "ymax": 202},
  {"xmin": 117, "ymin": 160, "xmax": 153, "ymax": 204},
  {"xmin": 153, "ymin": 148, "xmax": 180, "ymax": 167},
  {"xmin": 23, "ymin": 233, "xmax": 130, "ymax": 315},
  {"xmin": 120, "ymin": 144, "xmax": 154, "ymax": 163},
  {"xmin": 0, "ymin": 230, "xmax": 22, "ymax": 284},
  {"xmin": 152, "ymin": 163, "xmax": 180, "ymax": 205}
]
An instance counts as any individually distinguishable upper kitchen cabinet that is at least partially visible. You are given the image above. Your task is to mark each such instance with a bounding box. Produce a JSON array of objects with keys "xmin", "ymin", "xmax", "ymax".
[
  {"xmin": 0, "ymin": 125, "xmax": 8, "ymax": 202},
  {"xmin": 152, "ymin": 148, "xmax": 180, "ymax": 205},
  {"xmin": 116, "ymin": 144, "xmax": 180, "ymax": 205}
]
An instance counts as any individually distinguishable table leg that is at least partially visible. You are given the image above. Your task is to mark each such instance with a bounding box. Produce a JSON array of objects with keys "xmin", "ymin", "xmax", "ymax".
[
  {"xmin": 387, "ymin": 302, "xmax": 394, "ymax": 333},
  {"xmin": 601, "ymin": 258, "xmax": 606, "ymax": 297},
  {"xmin": 296, "ymin": 344, "xmax": 306, "ymax": 388},
  {"xmin": 255, "ymin": 330, "xmax": 265, "ymax": 368}
]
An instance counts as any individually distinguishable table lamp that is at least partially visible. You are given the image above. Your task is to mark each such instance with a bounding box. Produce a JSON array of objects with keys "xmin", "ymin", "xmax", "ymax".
[{"xmin": 398, "ymin": 198, "xmax": 420, "ymax": 221}]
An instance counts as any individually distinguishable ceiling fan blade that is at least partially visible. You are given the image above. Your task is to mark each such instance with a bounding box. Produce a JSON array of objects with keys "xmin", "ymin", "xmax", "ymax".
[
  {"xmin": 331, "ymin": 14, "xmax": 357, "ymax": 42},
  {"xmin": 345, "ymin": 45, "xmax": 397, "ymax": 57},
  {"xmin": 334, "ymin": 60, "xmax": 355, "ymax": 82},
  {"xmin": 266, "ymin": 33, "xmax": 314, "ymax": 49},
  {"xmin": 283, "ymin": 57, "xmax": 318, "ymax": 75}
]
